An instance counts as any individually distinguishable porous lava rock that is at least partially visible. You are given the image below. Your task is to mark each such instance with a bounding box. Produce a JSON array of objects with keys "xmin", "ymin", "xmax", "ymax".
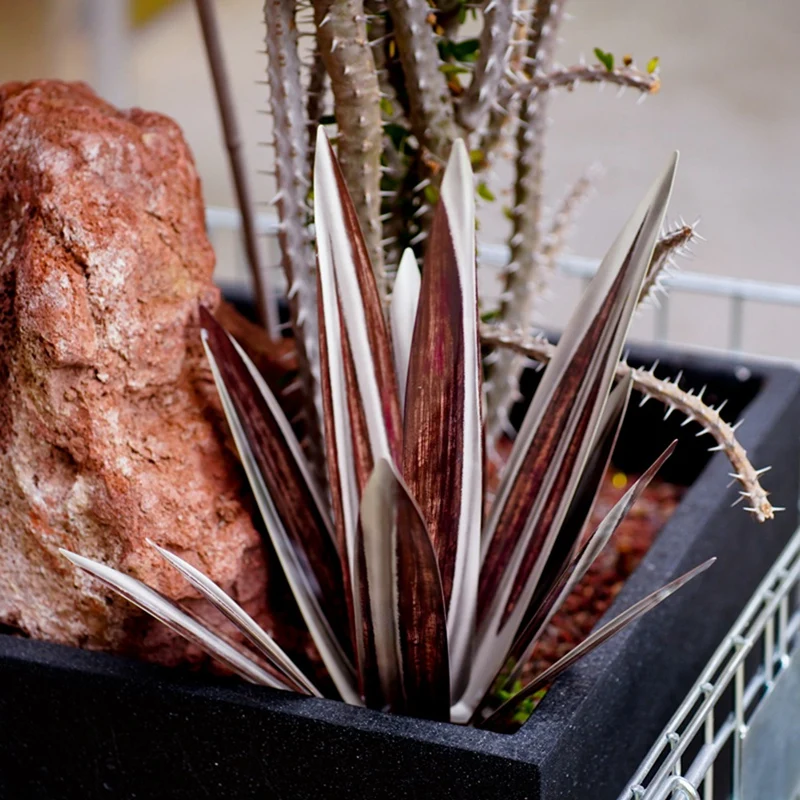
[{"xmin": 0, "ymin": 80, "xmax": 271, "ymax": 664}]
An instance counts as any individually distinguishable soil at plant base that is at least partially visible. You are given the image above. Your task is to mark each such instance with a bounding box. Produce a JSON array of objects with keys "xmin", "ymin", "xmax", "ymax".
[{"xmin": 519, "ymin": 469, "xmax": 684, "ymax": 684}]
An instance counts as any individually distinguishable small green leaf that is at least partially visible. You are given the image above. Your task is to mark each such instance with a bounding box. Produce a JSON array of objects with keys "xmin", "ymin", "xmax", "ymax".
[
  {"xmin": 502, "ymin": 206, "xmax": 515, "ymax": 222},
  {"xmin": 423, "ymin": 185, "xmax": 440, "ymax": 205},
  {"xmin": 452, "ymin": 38, "xmax": 480, "ymax": 62},
  {"xmin": 380, "ymin": 97, "xmax": 394, "ymax": 116},
  {"xmin": 469, "ymin": 149, "xmax": 484, "ymax": 167},
  {"xmin": 477, "ymin": 182, "xmax": 495, "ymax": 202},
  {"xmin": 384, "ymin": 123, "xmax": 410, "ymax": 152},
  {"xmin": 439, "ymin": 63, "xmax": 471, "ymax": 77},
  {"xmin": 594, "ymin": 47, "xmax": 614, "ymax": 72},
  {"xmin": 647, "ymin": 56, "xmax": 660, "ymax": 74}
]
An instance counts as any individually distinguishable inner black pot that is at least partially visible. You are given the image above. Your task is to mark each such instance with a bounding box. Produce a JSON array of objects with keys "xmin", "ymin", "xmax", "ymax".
[{"xmin": 1, "ymin": 296, "xmax": 799, "ymax": 800}]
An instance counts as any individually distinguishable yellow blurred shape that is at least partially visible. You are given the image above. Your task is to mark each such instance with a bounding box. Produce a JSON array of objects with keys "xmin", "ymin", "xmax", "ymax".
[
  {"xmin": 611, "ymin": 471, "xmax": 628, "ymax": 490},
  {"xmin": 131, "ymin": 0, "xmax": 180, "ymax": 28}
]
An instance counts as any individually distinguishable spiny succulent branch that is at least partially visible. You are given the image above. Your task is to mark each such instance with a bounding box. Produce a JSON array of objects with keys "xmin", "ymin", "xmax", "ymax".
[
  {"xmin": 194, "ymin": 0, "xmax": 273, "ymax": 333},
  {"xmin": 483, "ymin": 0, "xmax": 566, "ymax": 449},
  {"xmin": 263, "ymin": 0, "xmax": 325, "ymax": 472},
  {"xmin": 483, "ymin": 167, "xmax": 597, "ymax": 447},
  {"xmin": 457, "ymin": 0, "xmax": 515, "ymax": 132},
  {"xmin": 510, "ymin": 63, "xmax": 661, "ymax": 102},
  {"xmin": 479, "ymin": 323, "xmax": 778, "ymax": 522},
  {"xmin": 314, "ymin": 0, "xmax": 386, "ymax": 296},
  {"xmin": 305, "ymin": 42, "xmax": 328, "ymax": 179},
  {"xmin": 386, "ymin": 0, "xmax": 458, "ymax": 166},
  {"xmin": 638, "ymin": 222, "xmax": 698, "ymax": 305}
]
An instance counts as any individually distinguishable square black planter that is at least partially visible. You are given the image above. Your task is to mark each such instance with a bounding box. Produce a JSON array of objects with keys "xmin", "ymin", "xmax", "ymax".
[{"xmin": 2, "ymin": 343, "xmax": 799, "ymax": 800}]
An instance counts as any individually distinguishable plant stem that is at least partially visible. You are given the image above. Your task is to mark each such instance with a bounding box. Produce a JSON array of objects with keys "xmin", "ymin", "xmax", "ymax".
[
  {"xmin": 314, "ymin": 0, "xmax": 386, "ymax": 299},
  {"xmin": 263, "ymin": 0, "xmax": 326, "ymax": 476},
  {"xmin": 195, "ymin": 0, "xmax": 273, "ymax": 335},
  {"xmin": 480, "ymin": 323, "xmax": 778, "ymax": 522}
]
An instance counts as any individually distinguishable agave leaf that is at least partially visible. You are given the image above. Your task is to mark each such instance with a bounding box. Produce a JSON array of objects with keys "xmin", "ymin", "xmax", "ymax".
[
  {"xmin": 59, "ymin": 549, "xmax": 288, "ymax": 690},
  {"xmin": 486, "ymin": 440, "xmax": 678, "ymax": 709},
  {"xmin": 521, "ymin": 375, "xmax": 633, "ymax": 631},
  {"xmin": 459, "ymin": 155, "xmax": 678, "ymax": 716},
  {"xmin": 200, "ymin": 315, "xmax": 360, "ymax": 705},
  {"xmin": 358, "ymin": 459, "xmax": 450, "ymax": 720},
  {"xmin": 390, "ymin": 248, "xmax": 421, "ymax": 415},
  {"xmin": 479, "ymin": 556, "xmax": 716, "ymax": 731},
  {"xmin": 402, "ymin": 141, "xmax": 482, "ymax": 698},
  {"xmin": 314, "ymin": 129, "xmax": 403, "ymax": 681},
  {"xmin": 148, "ymin": 541, "xmax": 321, "ymax": 697},
  {"xmin": 314, "ymin": 127, "xmax": 402, "ymax": 472}
]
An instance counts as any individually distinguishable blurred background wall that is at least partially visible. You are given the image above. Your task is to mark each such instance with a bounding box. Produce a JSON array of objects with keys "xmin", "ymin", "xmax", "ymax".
[{"xmin": 0, "ymin": 0, "xmax": 798, "ymax": 358}]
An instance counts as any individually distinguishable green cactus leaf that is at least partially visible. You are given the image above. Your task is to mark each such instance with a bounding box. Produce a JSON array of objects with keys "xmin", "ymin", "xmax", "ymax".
[
  {"xmin": 594, "ymin": 47, "xmax": 614, "ymax": 72},
  {"xmin": 477, "ymin": 182, "xmax": 495, "ymax": 202},
  {"xmin": 423, "ymin": 185, "xmax": 440, "ymax": 205},
  {"xmin": 379, "ymin": 97, "xmax": 394, "ymax": 116},
  {"xmin": 647, "ymin": 56, "xmax": 660, "ymax": 74}
]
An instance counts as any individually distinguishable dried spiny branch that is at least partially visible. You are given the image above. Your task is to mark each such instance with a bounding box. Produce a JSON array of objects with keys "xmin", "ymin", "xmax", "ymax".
[
  {"xmin": 314, "ymin": 0, "xmax": 386, "ymax": 296},
  {"xmin": 483, "ymin": 0, "xmax": 566, "ymax": 449},
  {"xmin": 638, "ymin": 222, "xmax": 698, "ymax": 305},
  {"xmin": 480, "ymin": 323, "xmax": 778, "ymax": 522},
  {"xmin": 263, "ymin": 0, "xmax": 325, "ymax": 472},
  {"xmin": 457, "ymin": 0, "xmax": 515, "ymax": 132},
  {"xmin": 386, "ymin": 0, "xmax": 458, "ymax": 166},
  {"xmin": 511, "ymin": 63, "xmax": 661, "ymax": 102}
]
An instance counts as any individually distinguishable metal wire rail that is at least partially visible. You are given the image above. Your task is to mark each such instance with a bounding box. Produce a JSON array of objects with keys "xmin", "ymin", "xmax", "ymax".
[
  {"xmin": 618, "ymin": 526, "xmax": 800, "ymax": 800},
  {"xmin": 205, "ymin": 206, "xmax": 800, "ymax": 356}
]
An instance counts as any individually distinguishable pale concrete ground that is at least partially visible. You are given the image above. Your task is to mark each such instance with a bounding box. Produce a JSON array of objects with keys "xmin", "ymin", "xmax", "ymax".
[{"xmin": 1, "ymin": 0, "xmax": 799, "ymax": 358}]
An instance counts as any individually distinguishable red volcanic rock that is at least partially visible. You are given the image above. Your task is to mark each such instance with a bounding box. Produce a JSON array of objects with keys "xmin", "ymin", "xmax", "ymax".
[{"xmin": 0, "ymin": 80, "xmax": 270, "ymax": 663}]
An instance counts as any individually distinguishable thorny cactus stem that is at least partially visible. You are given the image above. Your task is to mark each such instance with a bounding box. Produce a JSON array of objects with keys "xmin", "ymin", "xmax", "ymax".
[
  {"xmin": 639, "ymin": 222, "xmax": 697, "ymax": 305},
  {"xmin": 509, "ymin": 63, "xmax": 661, "ymax": 103},
  {"xmin": 484, "ymin": 0, "xmax": 566, "ymax": 450},
  {"xmin": 263, "ymin": 0, "xmax": 326, "ymax": 475},
  {"xmin": 305, "ymin": 42, "xmax": 328, "ymax": 181},
  {"xmin": 480, "ymin": 323, "xmax": 779, "ymax": 522},
  {"xmin": 314, "ymin": 0, "xmax": 386, "ymax": 298},
  {"xmin": 457, "ymin": 0, "xmax": 515, "ymax": 133},
  {"xmin": 386, "ymin": 0, "xmax": 459, "ymax": 167}
]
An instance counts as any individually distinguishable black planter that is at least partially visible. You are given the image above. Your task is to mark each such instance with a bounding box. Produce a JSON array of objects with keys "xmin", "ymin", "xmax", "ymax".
[{"xmin": 2, "ymin": 342, "xmax": 800, "ymax": 800}]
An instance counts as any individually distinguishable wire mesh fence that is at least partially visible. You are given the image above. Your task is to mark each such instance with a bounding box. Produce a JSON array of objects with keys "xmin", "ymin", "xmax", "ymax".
[{"xmin": 618, "ymin": 526, "xmax": 800, "ymax": 800}]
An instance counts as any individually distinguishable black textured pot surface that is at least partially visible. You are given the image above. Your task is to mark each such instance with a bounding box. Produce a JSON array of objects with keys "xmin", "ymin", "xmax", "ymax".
[{"xmin": 2, "ymin": 342, "xmax": 799, "ymax": 800}]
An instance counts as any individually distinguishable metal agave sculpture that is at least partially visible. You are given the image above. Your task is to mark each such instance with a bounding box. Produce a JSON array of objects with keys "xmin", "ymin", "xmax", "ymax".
[{"xmin": 62, "ymin": 132, "xmax": 714, "ymax": 730}]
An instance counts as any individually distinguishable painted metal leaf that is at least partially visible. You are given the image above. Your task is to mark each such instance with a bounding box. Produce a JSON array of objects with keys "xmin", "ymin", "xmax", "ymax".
[
  {"xmin": 458, "ymin": 154, "xmax": 678, "ymax": 716},
  {"xmin": 489, "ymin": 440, "xmax": 679, "ymax": 707},
  {"xmin": 148, "ymin": 541, "xmax": 321, "ymax": 697},
  {"xmin": 520, "ymin": 375, "xmax": 633, "ymax": 633},
  {"xmin": 479, "ymin": 557, "xmax": 716, "ymax": 731},
  {"xmin": 390, "ymin": 248, "xmax": 421, "ymax": 415},
  {"xmin": 358, "ymin": 459, "xmax": 450, "ymax": 720},
  {"xmin": 314, "ymin": 129, "xmax": 404, "ymax": 685},
  {"xmin": 402, "ymin": 140, "xmax": 482, "ymax": 697},
  {"xmin": 60, "ymin": 549, "xmax": 287, "ymax": 690},
  {"xmin": 200, "ymin": 311, "xmax": 360, "ymax": 705}
]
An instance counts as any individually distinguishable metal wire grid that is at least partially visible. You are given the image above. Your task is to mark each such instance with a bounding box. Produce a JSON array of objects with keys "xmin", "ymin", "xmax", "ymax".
[
  {"xmin": 617, "ymin": 526, "xmax": 800, "ymax": 800},
  {"xmin": 205, "ymin": 206, "xmax": 800, "ymax": 356}
]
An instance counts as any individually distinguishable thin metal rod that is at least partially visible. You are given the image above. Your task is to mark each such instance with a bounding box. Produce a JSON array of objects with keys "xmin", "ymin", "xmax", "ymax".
[
  {"xmin": 205, "ymin": 206, "xmax": 800, "ymax": 310},
  {"xmin": 194, "ymin": 0, "xmax": 274, "ymax": 336},
  {"xmin": 729, "ymin": 295, "xmax": 744, "ymax": 352}
]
